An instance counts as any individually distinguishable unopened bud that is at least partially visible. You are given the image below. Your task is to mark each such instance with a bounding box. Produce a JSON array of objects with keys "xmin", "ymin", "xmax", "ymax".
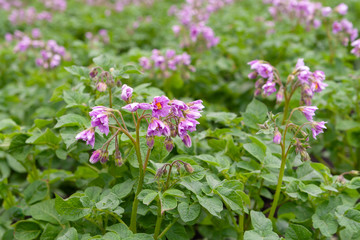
[
  {"xmin": 90, "ymin": 68, "xmax": 98, "ymax": 78},
  {"xmin": 184, "ymin": 163, "xmax": 194, "ymax": 173},
  {"xmin": 155, "ymin": 168, "xmax": 163, "ymax": 178},
  {"xmin": 276, "ymin": 87, "xmax": 284, "ymax": 103},
  {"xmin": 287, "ymin": 74, "xmax": 295, "ymax": 84},
  {"xmin": 300, "ymin": 151, "xmax": 310, "ymax": 161},
  {"xmin": 100, "ymin": 150, "xmax": 109, "ymax": 164},
  {"xmin": 349, "ymin": 170, "xmax": 359, "ymax": 175},
  {"xmin": 336, "ymin": 175, "xmax": 346, "ymax": 184},
  {"xmin": 273, "ymin": 129, "xmax": 281, "ymax": 144},
  {"xmin": 116, "ymin": 80, "xmax": 122, "ymax": 87},
  {"xmin": 165, "ymin": 137, "xmax": 174, "ymax": 152},
  {"xmin": 96, "ymin": 82, "xmax": 107, "ymax": 92},
  {"xmin": 146, "ymin": 135, "xmax": 154, "ymax": 149},
  {"xmin": 110, "ymin": 67, "xmax": 114, "ymax": 72},
  {"xmin": 170, "ymin": 124, "xmax": 177, "ymax": 138}
]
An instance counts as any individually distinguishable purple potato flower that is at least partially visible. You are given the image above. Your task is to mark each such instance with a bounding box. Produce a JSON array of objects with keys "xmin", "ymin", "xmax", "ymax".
[
  {"xmin": 151, "ymin": 96, "xmax": 171, "ymax": 118},
  {"xmin": 89, "ymin": 106, "xmax": 110, "ymax": 135},
  {"xmin": 299, "ymin": 106, "xmax": 318, "ymax": 121},
  {"xmin": 311, "ymin": 121, "xmax": 327, "ymax": 139},
  {"xmin": 89, "ymin": 149, "xmax": 102, "ymax": 163},
  {"xmin": 262, "ymin": 81, "xmax": 277, "ymax": 96},
  {"xmin": 273, "ymin": 129, "xmax": 281, "ymax": 144},
  {"xmin": 178, "ymin": 118, "xmax": 199, "ymax": 138},
  {"xmin": 121, "ymin": 84, "xmax": 133, "ymax": 102},
  {"xmin": 122, "ymin": 103, "xmax": 151, "ymax": 112},
  {"xmin": 147, "ymin": 118, "xmax": 170, "ymax": 137},
  {"xmin": 76, "ymin": 128, "xmax": 95, "ymax": 148}
]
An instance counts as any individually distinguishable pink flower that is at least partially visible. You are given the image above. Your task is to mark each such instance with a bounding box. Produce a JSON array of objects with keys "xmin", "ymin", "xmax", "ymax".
[
  {"xmin": 335, "ymin": 3, "xmax": 348, "ymax": 15},
  {"xmin": 122, "ymin": 103, "xmax": 151, "ymax": 112},
  {"xmin": 121, "ymin": 84, "xmax": 133, "ymax": 102},
  {"xmin": 299, "ymin": 106, "xmax": 318, "ymax": 121},
  {"xmin": 76, "ymin": 128, "xmax": 95, "ymax": 148},
  {"xmin": 151, "ymin": 96, "xmax": 171, "ymax": 118},
  {"xmin": 311, "ymin": 121, "xmax": 327, "ymax": 139},
  {"xmin": 273, "ymin": 129, "xmax": 281, "ymax": 144}
]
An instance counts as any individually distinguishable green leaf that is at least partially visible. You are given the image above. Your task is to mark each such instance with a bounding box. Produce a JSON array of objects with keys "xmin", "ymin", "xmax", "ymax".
[
  {"xmin": 121, "ymin": 65, "xmax": 142, "ymax": 75},
  {"xmin": 40, "ymin": 224, "xmax": 62, "ymax": 240},
  {"xmin": 244, "ymin": 230, "xmax": 280, "ymax": 240},
  {"xmin": 85, "ymin": 186, "xmax": 102, "ymax": 201},
  {"xmin": 348, "ymin": 177, "xmax": 360, "ymax": 189},
  {"xmin": 57, "ymin": 227, "xmax": 78, "ymax": 240},
  {"xmin": 106, "ymin": 223, "xmax": 132, "ymax": 239},
  {"xmin": 250, "ymin": 211, "xmax": 272, "ymax": 232},
  {"xmin": 243, "ymin": 143, "xmax": 266, "ymax": 162},
  {"xmin": 215, "ymin": 187, "xmax": 243, "ymax": 213},
  {"xmin": 197, "ymin": 195, "xmax": 223, "ymax": 218},
  {"xmin": 55, "ymin": 195, "xmax": 91, "ymax": 221},
  {"xmin": 140, "ymin": 190, "xmax": 158, "ymax": 205},
  {"xmin": 165, "ymin": 224, "xmax": 188, "ymax": 240},
  {"xmin": 0, "ymin": 118, "xmax": 18, "ymax": 131},
  {"xmin": 159, "ymin": 194, "xmax": 177, "ymax": 213},
  {"xmin": 8, "ymin": 134, "xmax": 31, "ymax": 161},
  {"xmin": 24, "ymin": 180, "xmax": 48, "ymax": 204},
  {"xmin": 63, "ymin": 90, "xmax": 90, "ymax": 109},
  {"xmin": 195, "ymin": 154, "xmax": 220, "ymax": 166},
  {"xmin": 50, "ymin": 84, "xmax": 70, "ymax": 102},
  {"xmin": 299, "ymin": 184, "xmax": 323, "ymax": 197},
  {"xmin": 95, "ymin": 193, "xmax": 120, "ymax": 210},
  {"xmin": 206, "ymin": 112, "xmax": 237, "ymax": 125},
  {"xmin": 163, "ymin": 189, "xmax": 186, "ymax": 198},
  {"xmin": 178, "ymin": 202, "xmax": 201, "ymax": 223},
  {"xmin": 60, "ymin": 127, "xmax": 79, "ymax": 149},
  {"xmin": 64, "ymin": 66, "xmax": 90, "ymax": 79},
  {"xmin": 242, "ymin": 99, "xmax": 268, "ymax": 129},
  {"xmin": 285, "ymin": 224, "xmax": 312, "ymax": 240},
  {"xmin": 337, "ymin": 209, "xmax": 360, "ymax": 233},
  {"xmin": 111, "ymin": 179, "xmax": 135, "ymax": 199},
  {"xmin": 14, "ymin": 221, "xmax": 42, "ymax": 240},
  {"xmin": 149, "ymin": 137, "xmax": 169, "ymax": 163},
  {"xmin": 29, "ymin": 199, "xmax": 65, "ymax": 225},
  {"xmin": 54, "ymin": 114, "xmax": 88, "ymax": 128},
  {"xmin": 26, "ymin": 129, "xmax": 61, "ymax": 148},
  {"xmin": 93, "ymin": 55, "xmax": 113, "ymax": 68}
]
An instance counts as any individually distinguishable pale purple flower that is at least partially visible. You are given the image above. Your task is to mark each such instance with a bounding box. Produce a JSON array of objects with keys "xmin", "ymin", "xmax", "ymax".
[
  {"xmin": 171, "ymin": 100, "xmax": 188, "ymax": 117},
  {"xmin": 300, "ymin": 106, "xmax": 318, "ymax": 121},
  {"xmin": 5, "ymin": 33, "xmax": 12, "ymax": 42},
  {"xmin": 321, "ymin": 7, "xmax": 332, "ymax": 17},
  {"xmin": 257, "ymin": 64, "xmax": 273, "ymax": 79},
  {"xmin": 139, "ymin": 57, "xmax": 151, "ymax": 70},
  {"xmin": 262, "ymin": 81, "xmax": 276, "ymax": 96},
  {"xmin": 276, "ymin": 87, "xmax": 284, "ymax": 103},
  {"xmin": 76, "ymin": 128, "xmax": 95, "ymax": 148},
  {"xmin": 332, "ymin": 21, "xmax": 342, "ymax": 34},
  {"xmin": 351, "ymin": 39, "xmax": 360, "ymax": 57},
  {"xmin": 172, "ymin": 25, "xmax": 181, "ymax": 35},
  {"xmin": 147, "ymin": 118, "xmax": 170, "ymax": 137},
  {"xmin": 121, "ymin": 84, "xmax": 133, "ymax": 102},
  {"xmin": 187, "ymin": 100, "xmax": 204, "ymax": 111},
  {"xmin": 311, "ymin": 121, "xmax": 327, "ymax": 139},
  {"xmin": 248, "ymin": 71, "xmax": 258, "ymax": 79},
  {"xmin": 122, "ymin": 103, "xmax": 151, "ymax": 112},
  {"xmin": 178, "ymin": 118, "xmax": 199, "ymax": 137},
  {"xmin": 311, "ymin": 71, "xmax": 327, "ymax": 92},
  {"xmin": 151, "ymin": 96, "xmax": 171, "ymax": 118},
  {"xmin": 273, "ymin": 129, "xmax": 281, "ymax": 144},
  {"xmin": 89, "ymin": 106, "xmax": 110, "ymax": 135},
  {"xmin": 335, "ymin": 3, "xmax": 348, "ymax": 15},
  {"xmin": 295, "ymin": 58, "xmax": 310, "ymax": 72},
  {"xmin": 248, "ymin": 60, "xmax": 260, "ymax": 70}
]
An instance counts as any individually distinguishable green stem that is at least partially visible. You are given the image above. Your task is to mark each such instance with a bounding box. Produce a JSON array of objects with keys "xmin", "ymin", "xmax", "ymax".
[
  {"xmin": 109, "ymin": 87, "xmax": 113, "ymax": 108},
  {"xmin": 143, "ymin": 148, "xmax": 152, "ymax": 171},
  {"xmin": 268, "ymin": 143, "xmax": 286, "ymax": 220},
  {"xmin": 129, "ymin": 116, "xmax": 146, "ymax": 233},
  {"xmin": 281, "ymin": 96, "xmax": 290, "ymax": 125},
  {"xmin": 158, "ymin": 218, "xmax": 178, "ymax": 239},
  {"xmin": 239, "ymin": 214, "xmax": 244, "ymax": 240},
  {"xmin": 153, "ymin": 200, "xmax": 163, "ymax": 239}
]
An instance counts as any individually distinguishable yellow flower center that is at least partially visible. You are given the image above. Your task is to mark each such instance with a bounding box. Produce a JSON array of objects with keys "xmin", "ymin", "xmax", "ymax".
[{"xmin": 156, "ymin": 102, "xmax": 162, "ymax": 109}]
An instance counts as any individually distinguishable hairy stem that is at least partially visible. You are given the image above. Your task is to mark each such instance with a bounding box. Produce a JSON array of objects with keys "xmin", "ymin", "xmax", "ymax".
[
  {"xmin": 158, "ymin": 218, "xmax": 178, "ymax": 239},
  {"xmin": 153, "ymin": 200, "xmax": 163, "ymax": 239}
]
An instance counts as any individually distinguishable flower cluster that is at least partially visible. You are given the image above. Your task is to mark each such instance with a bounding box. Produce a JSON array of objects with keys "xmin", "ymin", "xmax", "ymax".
[
  {"xmin": 332, "ymin": 19, "xmax": 358, "ymax": 46},
  {"xmin": 169, "ymin": 0, "xmax": 233, "ymax": 49},
  {"xmin": 6, "ymin": 30, "xmax": 68, "ymax": 69},
  {"xmin": 40, "ymin": 0, "xmax": 67, "ymax": 12},
  {"xmin": 8, "ymin": 7, "xmax": 52, "ymax": 25},
  {"xmin": 76, "ymin": 82, "xmax": 204, "ymax": 164},
  {"xmin": 123, "ymin": 95, "xmax": 204, "ymax": 149},
  {"xmin": 264, "ymin": 1, "xmax": 360, "ymax": 57},
  {"xmin": 248, "ymin": 59, "xmax": 327, "ymax": 105},
  {"xmin": 139, "ymin": 49, "xmax": 195, "ymax": 78},
  {"xmin": 85, "ymin": 29, "xmax": 110, "ymax": 45},
  {"xmin": 0, "ymin": 0, "xmax": 22, "ymax": 10},
  {"xmin": 114, "ymin": 0, "xmax": 154, "ymax": 12}
]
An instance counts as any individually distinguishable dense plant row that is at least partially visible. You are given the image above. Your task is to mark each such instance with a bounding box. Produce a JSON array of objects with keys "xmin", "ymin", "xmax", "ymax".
[{"xmin": 0, "ymin": 0, "xmax": 359, "ymax": 239}]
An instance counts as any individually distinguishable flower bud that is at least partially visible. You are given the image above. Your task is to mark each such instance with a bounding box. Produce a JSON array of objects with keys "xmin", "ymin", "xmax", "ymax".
[
  {"xmin": 184, "ymin": 163, "xmax": 194, "ymax": 173},
  {"xmin": 110, "ymin": 67, "xmax": 114, "ymax": 72},
  {"xmin": 96, "ymin": 82, "xmax": 107, "ymax": 92},
  {"xmin": 89, "ymin": 149, "xmax": 102, "ymax": 164},
  {"xmin": 170, "ymin": 123, "xmax": 177, "ymax": 138},
  {"xmin": 100, "ymin": 150, "xmax": 109, "ymax": 164},
  {"xmin": 300, "ymin": 151, "xmax": 310, "ymax": 161},
  {"xmin": 165, "ymin": 137, "xmax": 174, "ymax": 152},
  {"xmin": 90, "ymin": 68, "xmax": 98, "ymax": 78},
  {"xmin": 146, "ymin": 135, "xmax": 155, "ymax": 149},
  {"xmin": 155, "ymin": 168, "xmax": 163, "ymax": 178},
  {"xmin": 336, "ymin": 175, "xmax": 346, "ymax": 184},
  {"xmin": 116, "ymin": 80, "xmax": 122, "ymax": 87},
  {"xmin": 276, "ymin": 87, "xmax": 284, "ymax": 103},
  {"xmin": 273, "ymin": 128, "xmax": 281, "ymax": 144}
]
